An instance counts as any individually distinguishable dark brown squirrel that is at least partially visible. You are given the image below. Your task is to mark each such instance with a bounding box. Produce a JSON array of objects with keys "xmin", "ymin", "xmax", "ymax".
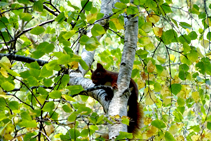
[{"xmin": 91, "ymin": 63, "xmax": 143, "ymax": 136}]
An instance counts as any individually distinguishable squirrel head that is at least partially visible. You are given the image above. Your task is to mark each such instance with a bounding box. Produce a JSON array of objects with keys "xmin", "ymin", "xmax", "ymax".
[{"xmin": 91, "ymin": 63, "xmax": 107, "ymax": 85}]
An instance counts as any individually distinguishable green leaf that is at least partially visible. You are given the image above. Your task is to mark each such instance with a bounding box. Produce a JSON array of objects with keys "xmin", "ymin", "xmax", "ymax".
[
  {"xmin": 62, "ymin": 105, "xmax": 72, "ymax": 113},
  {"xmin": 1, "ymin": 81, "xmax": 14, "ymax": 91},
  {"xmin": 19, "ymin": 13, "xmax": 32, "ymax": 21},
  {"xmin": 81, "ymin": 129, "xmax": 89, "ymax": 137},
  {"xmin": 179, "ymin": 70, "xmax": 186, "ymax": 80},
  {"xmin": 114, "ymin": 2, "xmax": 127, "ymax": 9},
  {"xmin": 116, "ymin": 131, "xmax": 133, "ymax": 140},
  {"xmin": 33, "ymin": 0, "xmax": 43, "ymax": 12},
  {"xmin": 120, "ymin": 0, "xmax": 130, "ymax": 3},
  {"xmin": 161, "ymin": 29, "xmax": 178, "ymax": 44},
  {"xmin": 165, "ymin": 131, "xmax": 176, "ymax": 141},
  {"xmin": 62, "ymin": 30, "xmax": 75, "ymax": 40},
  {"xmin": 78, "ymin": 106, "xmax": 92, "ymax": 115},
  {"xmin": 188, "ymin": 31, "xmax": 197, "ymax": 40},
  {"xmin": 190, "ymin": 125, "xmax": 200, "ymax": 132},
  {"xmin": 207, "ymin": 122, "xmax": 211, "ymax": 130},
  {"xmin": 136, "ymin": 49, "xmax": 148, "ymax": 59},
  {"xmin": 161, "ymin": 3, "xmax": 172, "ymax": 13},
  {"xmin": 67, "ymin": 112, "xmax": 77, "ymax": 122},
  {"xmin": 37, "ymin": 42, "xmax": 54, "ymax": 53},
  {"xmin": 177, "ymin": 97, "xmax": 185, "ymax": 106},
  {"xmin": 67, "ymin": 85, "xmax": 84, "ymax": 95},
  {"xmin": 30, "ymin": 26, "xmax": 45, "ymax": 35},
  {"xmin": 179, "ymin": 22, "xmax": 192, "ymax": 29},
  {"xmin": 55, "ymin": 12, "xmax": 66, "ymax": 23},
  {"xmin": 27, "ymin": 76, "xmax": 38, "ymax": 86},
  {"xmin": 20, "ymin": 120, "xmax": 37, "ymax": 128},
  {"xmin": 80, "ymin": 35, "xmax": 100, "ymax": 51},
  {"xmin": 91, "ymin": 24, "xmax": 106, "ymax": 36},
  {"xmin": 156, "ymin": 65, "xmax": 164, "ymax": 74},
  {"xmin": 154, "ymin": 82, "xmax": 162, "ymax": 92},
  {"xmin": 42, "ymin": 101, "xmax": 55, "ymax": 112},
  {"xmin": 18, "ymin": 0, "xmax": 30, "ymax": 4},
  {"xmin": 171, "ymin": 84, "xmax": 181, "ymax": 95},
  {"xmin": 173, "ymin": 110, "xmax": 183, "ymax": 122},
  {"xmin": 32, "ymin": 50, "xmax": 45, "ymax": 59},
  {"xmin": 207, "ymin": 32, "xmax": 211, "ymax": 40},
  {"xmin": 187, "ymin": 49, "xmax": 198, "ymax": 62},
  {"xmin": 122, "ymin": 117, "xmax": 129, "ymax": 125},
  {"xmin": 183, "ymin": 42, "xmax": 191, "ymax": 53},
  {"xmin": 134, "ymin": 0, "xmax": 146, "ymax": 5},
  {"xmin": 151, "ymin": 119, "xmax": 166, "ymax": 129},
  {"xmin": 89, "ymin": 125, "xmax": 99, "ymax": 134},
  {"xmin": 23, "ymin": 133, "xmax": 36, "ymax": 141},
  {"xmin": 69, "ymin": 129, "xmax": 80, "ymax": 139},
  {"xmin": 57, "ymin": 54, "xmax": 72, "ymax": 64},
  {"xmin": 40, "ymin": 66, "xmax": 53, "ymax": 78},
  {"xmin": 49, "ymin": 90, "xmax": 62, "ymax": 99},
  {"xmin": 81, "ymin": 0, "xmax": 92, "ymax": 11},
  {"xmin": 21, "ymin": 111, "xmax": 32, "ymax": 120},
  {"xmin": 79, "ymin": 59, "xmax": 89, "ymax": 70},
  {"xmin": 9, "ymin": 101, "xmax": 19, "ymax": 110},
  {"xmin": 179, "ymin": 64, "xmax": 189, "ymax": 72}
]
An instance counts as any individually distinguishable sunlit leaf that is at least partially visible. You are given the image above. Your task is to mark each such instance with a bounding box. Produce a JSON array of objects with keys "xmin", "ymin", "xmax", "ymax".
[
  {"xmin": 30, "ymin": 26, "xmax": 45, "ymax": 35},
  {"xmin": 151, "ymin": 119, "xmax": 166, "ymax": 129}
]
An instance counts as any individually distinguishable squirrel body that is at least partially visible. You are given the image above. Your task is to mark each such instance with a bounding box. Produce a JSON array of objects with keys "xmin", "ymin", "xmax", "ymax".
[{"xmin": 91, "ymin": 63, "xmax": 143, "ymax": 136}]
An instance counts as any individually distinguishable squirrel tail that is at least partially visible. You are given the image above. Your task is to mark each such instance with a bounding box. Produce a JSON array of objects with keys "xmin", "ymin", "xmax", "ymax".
[{"xmin": 127, "ymin": 101, "xmax": 144, "ymax": 136}]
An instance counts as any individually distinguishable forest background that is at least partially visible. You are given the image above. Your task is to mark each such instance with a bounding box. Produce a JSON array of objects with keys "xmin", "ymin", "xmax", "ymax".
[{"xmin": 0, "ymin": 0, "xmax": 211, "ymax": 140}]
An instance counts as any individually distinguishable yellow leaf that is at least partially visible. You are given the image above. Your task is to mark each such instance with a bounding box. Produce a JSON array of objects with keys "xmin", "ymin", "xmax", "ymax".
[
  {"xmin": 145, "ymin": 125, "xmax": 158, "ymax": 137},
  {"xmin": 0, "ymin": 56, "xmax": 12, "ymax": 70},
  {"xmin": 147, "ymin": 60, "xmax": 155, "ymax": 73},
  {"xmin": 160, "ymin": 69, "xmax": 168, "ymax": 80},
  {"xmin": 177, "ymin": 85, "xmax": 190, "ymax": 99},
  {"xmin": 205, "ymin": 17, "xmax": 211, "ymax": 26},
  {"xmin": 157, "ymin": 55, "xmax": 166, "ymax": 64},
  {"xmin": 141, "ymin": 72, "xmax": 147, "ymax": 80},
  {"xmin": 68, "ymin": 61, "xmax": 78, "ymax": 69},
  {"xmin": 162, "ymin": 93, "xmax": 172, "ymax": 105},
  {"xmin": 169, "ymin": 124, "xmax": 178, "ymax": 135},
  {"xmin": 45, "ymin": 124, "xmax": 55, "ymax": 136},
  {"xmin": 170, "ymin": 54, "xmax": 176, "ymax": 62},
  {"xmin": 201, "ymin": 39, "xmax": 209, "ymax": 49},
  {"xmin": 145, "ymin": 43, "xmax": 155, "ymax": 51},
  {"xmin": 0, "ymin": 67, "xmax": 8, "ymax": 78},
  {"xmin": 204, "ymin": 130, "xmax": 211, "ymax": 140},
  {"xmin": 153, "ymin": 27, "xmax": 163, "ymax": 37},
  {"xmin": 141, "ymin": 22, "xmax": 152, "ymax": 32},
  {"xmin": 191, "ymin": 134, "xmax": 200, "ymax": 141},
  {"xmin": 114, "ymin": 115, "xmax": 120, "ymax": 119},
  {"xmin": 110, "ymin": 18, "xmax": 124, "ymax": 30},
  {"xmin": 86, "ymin": 13, "xmax": 97, "ymax": 23},
  {"xmin": 175, "ymin": 135, "xmax": 185, "ymax": 141},
  {"xmin": 0, "ymin": 87, "xmax": 11, "ymax": 98},
  {"xmin": 137, "ymin": 78, "xmax": 145, "ymax": 89},
  {"xmin": 172, "ymin": 75, "xmax": 181, "ymax": 84},
  {"xmin": 144, "ymin": 117, "xmax": 152, "ymax": 125},
  {"xmin": 144, "ymin": 87, "xmax": 157, "ymax": 105},
  {"xmin": 161, "ymin": 85, "xmax": 171, "ymax": 105},
  {"xmin": 192, "ymin": 91, "xmax": 200, "ymax": 103},
  {"xmin": 146, "ymin": 12, "xmax": 160, "ymax": 24},
  {"xmin": 105, "ymin": 37, "xmax": 113, "ymax": 44}
]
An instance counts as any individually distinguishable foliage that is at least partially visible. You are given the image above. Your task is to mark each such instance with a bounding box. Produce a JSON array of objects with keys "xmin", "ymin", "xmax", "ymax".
[{"xmin": 0, "ymin": 0, "xmax": 211, "ymax": 140}]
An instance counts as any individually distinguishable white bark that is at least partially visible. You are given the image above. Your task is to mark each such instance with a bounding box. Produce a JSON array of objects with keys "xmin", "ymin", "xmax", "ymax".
[
  {"xmin": 69, "ymin": 0, "xmax": 139, "ymax": 139},
  {"xmin": 108, "ymin": 3, "xmax": 139, "ymax": 140}
]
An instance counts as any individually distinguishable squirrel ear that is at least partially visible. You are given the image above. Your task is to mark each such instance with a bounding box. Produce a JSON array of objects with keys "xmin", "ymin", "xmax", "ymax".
[
  {"xmin": 91, "ymin": 69, "xmax": 93, "ymax": 73},
  {"xmin": 97, "ymin": 63, "xmax": 104, "ymax": 69}
]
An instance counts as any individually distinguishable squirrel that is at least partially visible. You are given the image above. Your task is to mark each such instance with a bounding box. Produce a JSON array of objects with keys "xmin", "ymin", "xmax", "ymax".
[{"xmin": 91, "ymin": 63, "xmax": 143, "ymax": 136}]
